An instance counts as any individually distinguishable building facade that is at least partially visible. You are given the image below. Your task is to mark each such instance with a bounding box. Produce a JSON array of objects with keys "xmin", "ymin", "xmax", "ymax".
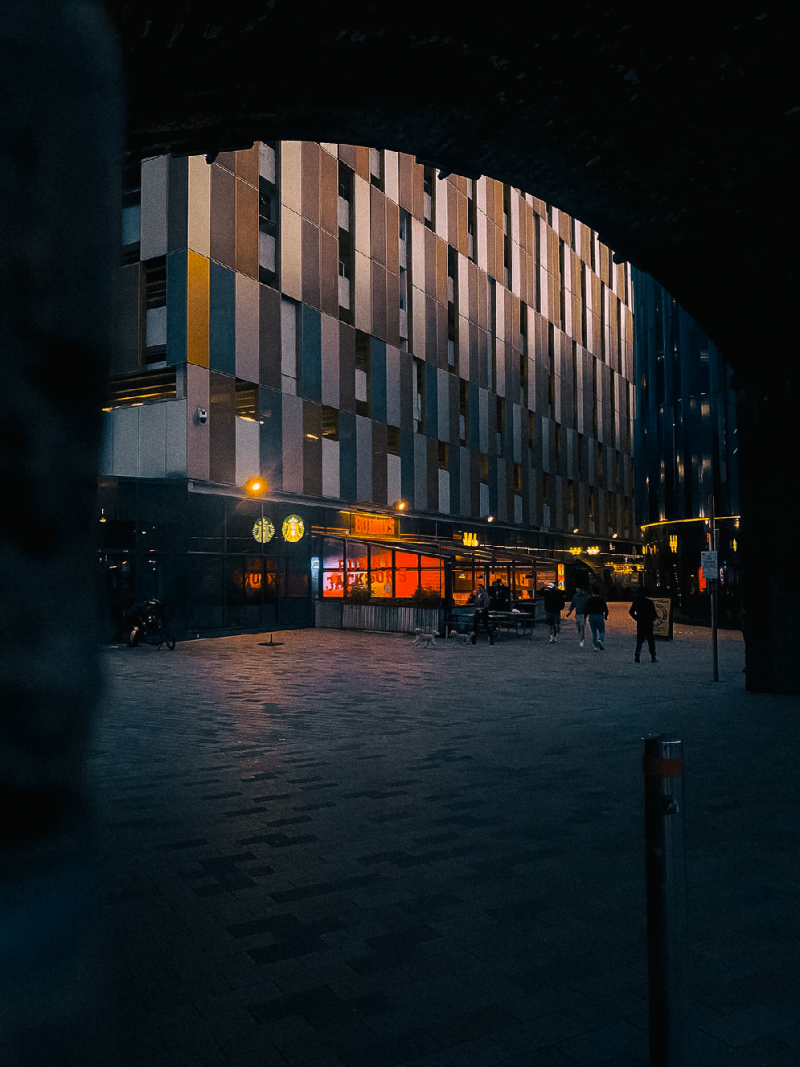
[
  {"xmin": 632, "ymin": 269, "xmax": 742, "ymax": 622},
  {"xmin": 99, "ymin": 143, "xmax": 640, "ymax": 638}
]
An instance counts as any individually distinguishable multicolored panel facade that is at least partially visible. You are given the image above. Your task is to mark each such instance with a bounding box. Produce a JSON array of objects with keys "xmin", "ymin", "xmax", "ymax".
[{"xmin": 104, "ymin": 143, "xmax": 636, "ymax": 541}]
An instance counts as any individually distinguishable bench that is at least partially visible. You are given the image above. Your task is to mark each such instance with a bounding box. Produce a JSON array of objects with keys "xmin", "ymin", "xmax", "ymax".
[{"xmin": 444, "ymin": 605, "xmax": 537, "ymax": 640}]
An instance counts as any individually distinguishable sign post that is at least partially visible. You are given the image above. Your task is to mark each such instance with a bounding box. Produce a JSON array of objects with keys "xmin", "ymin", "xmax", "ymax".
[{"xmin": 703, "ymin": 496, "xmax": 719, "ymax": 682}]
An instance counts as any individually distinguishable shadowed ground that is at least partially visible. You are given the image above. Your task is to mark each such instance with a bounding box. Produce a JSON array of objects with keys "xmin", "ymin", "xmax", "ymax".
[{"xmin": 88, "ymin": 605, "xmax": 799, "ymax": 1067}]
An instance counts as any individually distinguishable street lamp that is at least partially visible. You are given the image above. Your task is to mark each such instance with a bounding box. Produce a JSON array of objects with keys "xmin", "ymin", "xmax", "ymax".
[{"xmin": 244, "ymin": 476, "xmax": 267, "ymax": 497}]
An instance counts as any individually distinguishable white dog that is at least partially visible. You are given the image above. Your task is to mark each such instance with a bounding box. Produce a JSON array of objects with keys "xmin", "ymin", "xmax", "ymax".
[
  {"xmin": 447, "ymin": 628, "xmax": 472, "ymax": 647},
  {"xmin": 412, "ymin": 628, "xmax": 439, "ymax": 648}
]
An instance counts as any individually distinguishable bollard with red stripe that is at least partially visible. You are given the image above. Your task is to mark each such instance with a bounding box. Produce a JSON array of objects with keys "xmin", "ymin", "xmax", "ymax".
[{"xmin": 643, "ymin": 735, "xmax": 688, "ymax": 1067}]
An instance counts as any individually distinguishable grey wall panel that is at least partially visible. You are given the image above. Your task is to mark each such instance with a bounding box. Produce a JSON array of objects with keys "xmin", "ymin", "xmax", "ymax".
[
  {"xmin": 140, "ymin": 156, "xmax": 168, "ymax": 261},
  {"xmin": 414, "ymin": 433, "xmax": 427, "ymax": 510},
  {"xmin": 322, "ymin": 437, "xmax": 340, "ymax": 499},
  {"xmin": 281, "ymin": 392, "xmax": 304, "ymax": 493},
  {"xmin": 235, "ymin": 273, "xmax": 260, "ymax": 383},
  {"xmin": 320, "ymin": 312, "xmax": 340, "ymax": 407},
  {"xmin": 437, "ymin": 368, "xmax": 449, "ymax": 441},
  {"xmin": 138, "ymin": 402, "xmax": 167, "ymax": 478},
  {"xmin": 438, "ymin": 470, "xmax": 450, "ymax": 515},
  {"xmin": 356, "ymin": 415, "xmax": 372, "ymax": 502},
  {"xmin": 387, "ymin": 453, "xmax": 401, "ymax": 507},
  {"xmin": 186, "ymin": 363, "xmax": 210, "ymax": 481},
  {"xmin": 386, "ymin": 345, "xmax": 401, "ymax": 426},
  {"xmin": 460, "ymin": 447, "xmax": 471, "ymax": 517},
  {"xmin": 166, "ymin": 399, "xmax": 187, "ymax": 476},
  {"xmin": 479, "ymin": 387, "xmax": 489, "ymax": 454},
  {"xmin": 99, "ymin": 413, "xmax": 114, "ymax": 475},
  {"xmin": 112, "ymin": 406, "xmax": 139, "ymax": 478}
]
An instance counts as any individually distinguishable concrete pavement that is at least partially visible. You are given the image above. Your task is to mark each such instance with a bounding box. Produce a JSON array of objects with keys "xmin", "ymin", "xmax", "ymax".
[{"xmin": 87, "ymin": 604, "xmax": 800, "ymax": 1066}]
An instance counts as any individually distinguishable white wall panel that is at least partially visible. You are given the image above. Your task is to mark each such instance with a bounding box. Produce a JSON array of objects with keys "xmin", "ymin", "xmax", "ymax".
[
  {"xmin": 383, "ymin": 150, "xmax": 399, "ymax": 204},
  {"xmin": 435, "ymin": 174, "xmax": 448, "ymax": 242},
  {"xmin": 235, "ymin": 417, "xmax": 260, "ymax": 486},
  {"xmin": 187, "ymin": 155, "xmax": 210, "ymax": 257},
  {"xmin": 140, "ymin": 156, "xmax": 168, "ymax": 260}
]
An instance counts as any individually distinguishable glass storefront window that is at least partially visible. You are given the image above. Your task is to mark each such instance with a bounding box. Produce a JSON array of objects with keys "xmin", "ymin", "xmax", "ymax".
[
  {"xmin": 420, "ymin": 556, "xmax": 443, "ymax": 594},
  {"xmin": 322, "ymin": 538, "xmax": 344, "ymax": 597},
  {"xmin": 369, "ymin": 547, "xmax": 393, "ymax": 598},
  {"xmin": 514, "ymin": 566, "xmax": 535, "ymax": 599},
  {"xmin": 452, "ymin": 561, "xmax": 475, "ymax": 605},
  {"xmin": 395, "ymin": 551, "xmax": 419, "ymax": 598},
  {"xmin": 345, "ymin": 541, "xmax": 369, "ymax": 595}
]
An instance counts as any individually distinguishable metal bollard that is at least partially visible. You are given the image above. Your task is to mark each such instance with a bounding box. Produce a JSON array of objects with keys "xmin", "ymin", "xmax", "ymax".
[{"xmin": 643, "ymin": 735, "xmax": 689, "ymax": 1067}]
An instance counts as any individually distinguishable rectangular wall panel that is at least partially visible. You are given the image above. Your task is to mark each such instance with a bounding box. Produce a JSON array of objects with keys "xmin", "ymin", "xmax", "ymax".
[
  {"xmin": 235, "ymin": 417, "xmax": 260, "ymax": 485},
  {"xmin": 259, "ymin": 387, "xmax": 282, "ymax": 489},
  {"xmin": 438, "ymin": 470, "xmax": 450, "ymax": 515},
  {"xmin": 385, "ymin": 344, "xmax": 401, "ymax": 426},
  {"xmin": 235, "ymin": 180, "xmax": 258, "ymax": 280},
  {"xmin": 320, "ymin": 312, "xmax": 340, "ymax": 407},
  {"xmin": 186, "ymin": 251, "xmax": 210, "ymax": 368},
  {"xmin": 112, "ymin": 406, "xmax": 139, "ymax": 478},
  {"xmin": 187, "ymin": 155, "xmax": 211, "ymax": 257},
  {"xmin": 354, "ymin": 251, "xmax": 371, "ymax": 333},
  {"xmin": 281, "ymin": 141, "xmax": 302, "ymax": 214},
  {"xmin": 235, "ymin": 273, "xmax": 259, "ymax": 382},
  {"xmin": 281, "ymin": 392, "xmax": 303, "ymax": 493},
  {"xmin": 387, "ymin": 452, "xmax": 401, "ymax": 507},
  {"xmin": 338, "ymin": 410, "xmax": 357, "ymax": 501},
  {"xmin": 383, "ymin": 150, "xmax": 399, "ymax": 205},
  {"xmin": 413, "ymin": 433, "xmax": 428, "ymax": 510},
  {"xmin": 140, "ymin": 156, "xmax": 168, "ymax": 260},
  {"xmin": 209, "ymin": 165, "xmax": 236, "ymax": 268},
  {"xmin": 356, "ymin": 414, "xmax": 372, "ymax": 502},
  {"xmin": 354, "ymin": 175, "xmax": 371, "ymax": 256},
  {"xmin": 209, "ymin": 262, "xmax": 236, "ymax": 375},
  {"xmin": 280, "ymin": 208, "xmax": 302, "ymax": 301},
  {"xmin": 165, "ymin": 398, "xmax": 187, "ymax": 476},
  {"xmin": 322, "ymin": 437, "xmax": 340, "ymax": 499},
  {"xmin": 112, "ymin": 263, "xmax": 141, "ymax": 376},
  {"xmin": 186, "ymin": 363, "xmax": 210, "ymax": 480},
  {"xmin": 300, "ymin": 304, "xmax": 322, "ymax": 402},
  {"xmin": 138, "ymin": 402, "xmax": 167, "ymax": 478}
]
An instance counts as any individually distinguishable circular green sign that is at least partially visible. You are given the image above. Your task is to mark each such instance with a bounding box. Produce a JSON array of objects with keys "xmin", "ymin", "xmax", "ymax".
[{"xmin": 252, "ymin": 518, "xmax": 275, "ymax": 544}]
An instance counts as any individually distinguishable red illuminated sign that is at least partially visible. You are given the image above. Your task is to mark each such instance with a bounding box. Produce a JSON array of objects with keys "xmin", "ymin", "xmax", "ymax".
[{"xmin": 351, "ymin": 513, "xmax": 396, "ymax": 537}]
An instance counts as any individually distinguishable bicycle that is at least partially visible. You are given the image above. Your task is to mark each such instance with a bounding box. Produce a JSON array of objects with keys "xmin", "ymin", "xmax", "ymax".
[{"xmin": 127, "ymin": 599, "xmax": 176, "ymax": 650}]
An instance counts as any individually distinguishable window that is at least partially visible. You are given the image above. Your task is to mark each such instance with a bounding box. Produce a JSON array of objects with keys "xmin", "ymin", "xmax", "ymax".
[
  {"xmin": 369, "ymin": 148, "xmax": 383, "ymax": 191},
  {"xmin": 568, "ymin": 479, "xmax": 575, "ymax": 514},
  {"xmin": 542, "ymin": 472, "xmax": 550, "ymax": 507},
  {"xmin": 581, "ymin": 263, "xmax": 588, "ymax": 347},
  {"xmin": 559, "ymin": 238, "xmax": 566, "ymax": 331},
  {"xmin": 528, "ymin": 412, "xmax": 536, "ymax": 453},
  {"xmin": 496, "ymin": 397, "xmax": 505, "ymax": 457},
  {"xmin": 513, "ymin": 464, "xmax": 522, "ymax": 493},
  {"xmin": 554, "ymin": 422, "xmax": 561, "ymax": 461},
  {"xmin": 447, "ymin": 246, "xmax": 458, "ymax": 372},
  {"xmin": 398, "ymin": 207, "xmax": 411, "ymax": 351},
  {"xmin": 467, "ymin": 178, "xmax": 477, "ymax": 261},
  {"xmin": 143, "ymin": 255, "xmax": 167, "ymax": 365},
  {"xmin": 572, "ymin": 341, "xmax": 578, "ymax": 424},
  {"xmin": 459, "ymin": 379, "xmax": 469, "ymax": 446},
  {"xmin": 480, "ymin": 453, "xmax": 489, "ymax": 484},
  {"xmin": 355, "ymin": 330, "xmax": 370, "ymax": 417},
  {"xmin": 534, "ymin": 213, "xmax": 542, "ymax": 312},
  {"xmin": 413, "ymin": 357, "xmax": 424, "ymax": 432},
  {"xmin": 547, "ymin": 323, "xmax": 555, "ymax": 416},
  {"xmin": 592, "ymin": 359, "xmax": 598, "ymax": 436},
  {"xmin": 437, "ymin": 441, "xmax": 449, "ymax": 470},
  {"xmin": 423, "ymin": 165, "xmax": 435, "ymax": 230},
  {"xmin": 387, "ymin": 425, "xmax": 400, "ymax": 456},
  {"xmin": 121, "ymin": 162, "xmax": 140, "ymax": 265},
  {"xmin": 502, "ymin": 184, "xmax": 512, "ymax": 289},
  {"xmin": 600, "ymin": 281, "xmax": 607, "ymax": 363},
  {"xmin": 235, "ymin": 379, "xmax": 258, "ymax": 420},
  {"xmin": 338, "ymin": 162, "xmax": 354, "ymax": 324},
  {"xmin": 259, "ymin": 169, "xmax": 278, "ymax": 287},
  {"xmin": 322, "ymin": 405, "xmax": 339, "ymax": 441}
]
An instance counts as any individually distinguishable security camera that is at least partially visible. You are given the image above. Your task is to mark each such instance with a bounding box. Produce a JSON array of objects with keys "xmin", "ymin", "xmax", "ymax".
[{"xmin": 196, "ymin": 408, "xmax": 208, "ymax": 424}]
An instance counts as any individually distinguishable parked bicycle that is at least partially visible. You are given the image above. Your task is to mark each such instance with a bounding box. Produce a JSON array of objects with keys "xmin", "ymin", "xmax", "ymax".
[{"xmin": 126, "ymin": 599, "xmax": 176, "ymax": 650}]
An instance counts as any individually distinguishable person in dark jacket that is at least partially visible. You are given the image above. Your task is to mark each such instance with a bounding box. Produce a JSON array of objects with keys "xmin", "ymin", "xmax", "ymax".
[
  {"xmin": 585, "ymin": 586, "xmax": 609, "ymax": 650},
  {"xmin": 629, "ymin": 587, "xmax": 658, "ymax": 662},
  {"xmin": 472, "ymin": 583, "xmax": 494, "ymax": 645},
  {"xmin": 489, "ymin": 577, "xmax": 511, "ymax": 611},
  {"xmin": 566, "ymin": 585, "xmax": 591, "ymax": 647},
  {"xmin": 542, "ymin": 583, "xmax": 566, "ymax": 643}
]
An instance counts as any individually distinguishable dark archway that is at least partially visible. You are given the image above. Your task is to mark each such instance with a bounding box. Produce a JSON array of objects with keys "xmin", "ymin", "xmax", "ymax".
[{"xmin": 106, "ymin": 1, "xmax": 799, "ymax": 692}]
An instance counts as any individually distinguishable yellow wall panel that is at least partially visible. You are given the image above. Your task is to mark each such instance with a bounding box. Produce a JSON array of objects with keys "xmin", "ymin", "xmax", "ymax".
[{"xmin": 186, "ymin": 250, "xmax": 209, "ymax": 368}]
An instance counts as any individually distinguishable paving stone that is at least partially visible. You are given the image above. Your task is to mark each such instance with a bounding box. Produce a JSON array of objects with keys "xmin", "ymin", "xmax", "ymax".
[{"xmin": 91, "ymin": 615, "xmax": 798, "ymax": 1065}]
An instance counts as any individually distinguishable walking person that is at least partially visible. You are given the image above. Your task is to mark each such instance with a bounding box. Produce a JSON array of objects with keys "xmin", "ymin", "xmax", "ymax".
[
  {"xmin": 542, "ymin": 582, "xmax": 566, "ymax": 643},
  {"xmin": 585, "ymin": 586, "xmax": 609, "ymax": 650},
  {"xmin": 630, "ymin": 586, "xmax": 658, "ymax": 662},
  {"xmin": 472, "ymin": 582, "xmax": 494, "ymax": 645},
  {"xmin": 566, "ymin": 585, "xmax": 591, "ymax": 647}
]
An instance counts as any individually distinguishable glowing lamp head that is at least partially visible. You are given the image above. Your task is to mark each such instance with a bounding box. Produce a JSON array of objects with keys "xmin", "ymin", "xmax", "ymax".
[
  {"xmin": 244, "ymin": 476, "xmax": 267, "ymax": 496},
  {"xmin": 487, "ymin": 515, "xmax": 494, "ymax": 523},
  {"xmin": 394, "ymin": 500, "xmax": 407, "ymax": 511}
]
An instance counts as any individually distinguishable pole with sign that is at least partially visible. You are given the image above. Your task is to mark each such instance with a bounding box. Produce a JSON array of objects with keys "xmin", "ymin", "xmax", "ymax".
[{"xmin": 703, "ymin": 495, "xmax": 719, "ymax": 682}]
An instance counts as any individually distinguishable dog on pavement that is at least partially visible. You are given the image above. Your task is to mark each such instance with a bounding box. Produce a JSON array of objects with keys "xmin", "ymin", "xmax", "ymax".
[
  {"xmin": 446, "ymin": 628, "xmax": 473, "ymax": 647},
  {"xmin": 412, "ymin": 628, "xmax": 439, "ymax": 648}
]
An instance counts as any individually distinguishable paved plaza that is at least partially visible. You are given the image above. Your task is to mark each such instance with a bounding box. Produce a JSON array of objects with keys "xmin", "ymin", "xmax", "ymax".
[{"xmin": 88, "ymin": 606, "xmax": 800, "ymax": 1067}]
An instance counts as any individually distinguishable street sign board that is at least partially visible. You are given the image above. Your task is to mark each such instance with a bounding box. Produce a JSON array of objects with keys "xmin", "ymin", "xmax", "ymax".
[
  {"xmin": 700, "ymin": 550, "xmax": 718, "ymax": 579},
  {"xmin": 650, "ymin": 598, "xmax": 673, "ymax": 640}
]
